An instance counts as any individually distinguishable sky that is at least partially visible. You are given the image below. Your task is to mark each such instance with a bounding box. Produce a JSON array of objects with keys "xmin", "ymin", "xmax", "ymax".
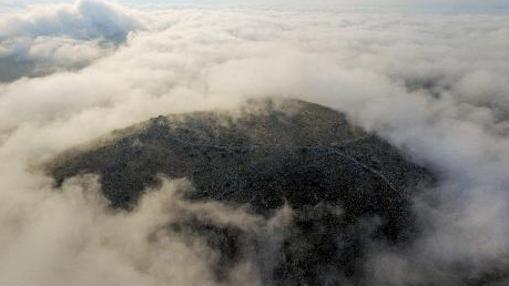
[{"xmin": 1, "ymin": 0, "xmax": 509, "ymax": 12}]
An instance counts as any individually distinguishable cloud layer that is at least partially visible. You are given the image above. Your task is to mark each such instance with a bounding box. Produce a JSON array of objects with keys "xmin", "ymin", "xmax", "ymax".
[
  {"xmin": 1, "ymin": 0, "xmax": 509, "ymax": 285},
  {"xmin": 0, "ymin": 0, "xmax": 140, "ymax": 82}
]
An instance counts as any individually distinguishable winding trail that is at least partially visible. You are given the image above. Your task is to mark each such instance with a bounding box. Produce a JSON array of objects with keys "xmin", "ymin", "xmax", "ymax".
[{"xmin": 157, "ymin": 133, "xmax": 401, "ymax": 194}]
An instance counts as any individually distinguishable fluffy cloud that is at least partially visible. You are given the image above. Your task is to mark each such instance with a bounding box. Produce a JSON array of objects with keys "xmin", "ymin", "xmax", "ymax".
[
  {"xmin": 0, "ymin": 0, "xmax": 509, "ymax": 285},
  {"xmin": 0, "ymin": 174, "xmax": 290, "ymax": 286},
  {"xmin": 0, "ymin": 0, "xmax": 140, "ymax": 82}
]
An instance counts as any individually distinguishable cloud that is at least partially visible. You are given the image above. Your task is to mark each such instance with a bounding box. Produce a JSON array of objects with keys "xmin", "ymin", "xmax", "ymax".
[
  {"xmin": 0, "ymin": 0, "xmax": 140, "ymax": 82},
  {"xmin": 0, "ymin": 0, "xmax": 139, "ymax": 40},
  {"xmin": 0, "ymin": 174, "xmax": 291, "ymax": 286},
  {"xmin": 0, "ymin": 0, "xmax": 509, "ymax": 285}
]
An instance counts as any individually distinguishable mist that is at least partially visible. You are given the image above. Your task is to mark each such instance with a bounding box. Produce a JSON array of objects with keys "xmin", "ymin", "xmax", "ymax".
[{"xmin": 1, "ymin": 0, "xmax": 509, "ymax": 285}]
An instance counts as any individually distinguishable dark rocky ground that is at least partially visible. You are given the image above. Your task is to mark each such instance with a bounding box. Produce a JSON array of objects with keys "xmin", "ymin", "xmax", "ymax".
[{"xmin": 47, "ymin": 98, "xmax": 436, "ymax": 285}]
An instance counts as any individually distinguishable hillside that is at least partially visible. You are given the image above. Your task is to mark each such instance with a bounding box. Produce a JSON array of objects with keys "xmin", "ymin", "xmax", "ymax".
[{"xmin": 47, "ymin": 98, "xmax": 434, "ymax": 285}]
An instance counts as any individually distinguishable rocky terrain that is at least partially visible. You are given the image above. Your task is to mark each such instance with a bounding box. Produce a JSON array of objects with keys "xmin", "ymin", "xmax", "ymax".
[{"xmin": 47, "ymin": 98, "xmax": 434, "ymax": 285}]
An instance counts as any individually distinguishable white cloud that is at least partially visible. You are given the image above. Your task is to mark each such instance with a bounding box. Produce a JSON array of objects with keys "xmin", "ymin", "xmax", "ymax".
[{"xmin": 0, "ymin": 0, "xmax": 141, "ymax": 82}]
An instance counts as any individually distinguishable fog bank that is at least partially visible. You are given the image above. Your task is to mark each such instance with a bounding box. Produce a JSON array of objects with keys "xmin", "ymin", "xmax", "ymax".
[{"xmin": 1, "ymin": 0, "xmax": 509, "ymax": 285}]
